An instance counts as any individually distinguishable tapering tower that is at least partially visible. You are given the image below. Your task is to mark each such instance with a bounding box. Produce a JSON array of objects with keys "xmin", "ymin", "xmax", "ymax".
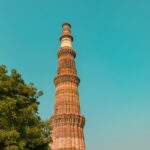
[{"xmin": 50, "ymin": 23, "xmax": 85, "ymax": 150}]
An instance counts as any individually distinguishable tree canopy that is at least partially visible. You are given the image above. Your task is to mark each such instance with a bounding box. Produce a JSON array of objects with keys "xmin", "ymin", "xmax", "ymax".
[{"xmin": 0, "ymin": 65, "xmax": 51, "ymax": 150}]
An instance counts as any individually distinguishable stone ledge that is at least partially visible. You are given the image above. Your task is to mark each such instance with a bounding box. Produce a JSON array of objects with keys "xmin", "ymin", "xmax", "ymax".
[
  {"xmin": 50, "ymin": 114, "xmax": 85, "ymax": 128},
  {"xmin": 54, "ymin": 74, "xmax": 80, "ymax": 86},
  {"xmin": 57, "ymin": 46, "xmax": 76, "ymax": 58}
]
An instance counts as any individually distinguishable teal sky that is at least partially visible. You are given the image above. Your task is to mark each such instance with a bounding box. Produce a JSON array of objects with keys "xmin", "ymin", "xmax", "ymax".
[{"xmin": 0, "ymin": 0, "xmax": 150, "ymax": 149}]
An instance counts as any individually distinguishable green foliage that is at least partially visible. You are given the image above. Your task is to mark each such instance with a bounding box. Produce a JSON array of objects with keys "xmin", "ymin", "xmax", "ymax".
[{"xmin": 0, "ymin": 65, "xmax": 52, "ymax": 150}]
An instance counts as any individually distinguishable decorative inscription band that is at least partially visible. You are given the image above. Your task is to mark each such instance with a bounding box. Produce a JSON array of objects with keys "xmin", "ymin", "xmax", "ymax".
[
  {"xmin": 51, "ymin": 114, "xmax": 85, "ymax": 128},
  {"xmin": 57, "ymin": 46, "xmax": 76, "ymax": 58},
  {"xmin": 54, "ymin": 74, "xmax": 80, "ymax": 86}
]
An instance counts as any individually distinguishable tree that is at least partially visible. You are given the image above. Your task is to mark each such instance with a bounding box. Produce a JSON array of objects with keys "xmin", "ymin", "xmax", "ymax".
[{"xmin": 0, "ymin": 65, "xmax": 52, "ymax": 150}]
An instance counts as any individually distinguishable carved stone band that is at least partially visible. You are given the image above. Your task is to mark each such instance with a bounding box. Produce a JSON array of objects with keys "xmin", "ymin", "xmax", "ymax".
[
  {"xmin": 54, "ymin": 74, "xmax": 80, "ymax": 86},
  {"xmin": 57, "ymin": 46, "xmax": 76, "ymax": 58},
  {"xmin": 51, "ymin": 114, "xmax": 85, "ymax": 128}
]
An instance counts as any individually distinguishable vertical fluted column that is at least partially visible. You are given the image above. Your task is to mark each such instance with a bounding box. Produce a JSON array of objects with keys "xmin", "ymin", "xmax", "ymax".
[{"xmin": 50, "ymin": 23, "xmax": 85, "ymax": 150}]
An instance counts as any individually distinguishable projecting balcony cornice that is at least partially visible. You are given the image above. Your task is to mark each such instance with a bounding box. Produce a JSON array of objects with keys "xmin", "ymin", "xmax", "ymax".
[
  {"xmin": 50, "ymin": 114, "xmax": 85, "ymax": 128},
  {"xmin": 57, "ymin": 46, "xmax": 76, "ymax": 58},
  {"xmin": 54, "ymin": 74, "xmax": 80, "ymax": 86},
  {"xmin": 59, "ymin": 34, "xmax": 73, "ymax": 41}
]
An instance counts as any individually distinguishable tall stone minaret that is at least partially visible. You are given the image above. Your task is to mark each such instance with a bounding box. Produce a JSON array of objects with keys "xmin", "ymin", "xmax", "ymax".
[{"xmin": 50, "ymin": 23, "xmax": 85, "ymax": 150}]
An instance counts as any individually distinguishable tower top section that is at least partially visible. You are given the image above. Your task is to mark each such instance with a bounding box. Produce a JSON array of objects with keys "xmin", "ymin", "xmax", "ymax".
[
  {"xmin": 60, "ymin": 23, "xmax": 73, "ymax": 47},
  {"xmin": 62, "ymin": 22, "xmax": 71, "ymax": 28}
]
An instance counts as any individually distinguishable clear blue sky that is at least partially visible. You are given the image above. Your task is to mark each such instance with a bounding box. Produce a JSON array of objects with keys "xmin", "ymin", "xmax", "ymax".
[{"xmin": 0, "ymin": 0, "xmax": 150, "ymax": 150}]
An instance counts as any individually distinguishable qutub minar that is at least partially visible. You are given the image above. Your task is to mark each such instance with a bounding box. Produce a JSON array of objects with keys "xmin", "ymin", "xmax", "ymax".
[{"xmin": 50, "ymin": 23, "xmax": 86, "ymax": 150}]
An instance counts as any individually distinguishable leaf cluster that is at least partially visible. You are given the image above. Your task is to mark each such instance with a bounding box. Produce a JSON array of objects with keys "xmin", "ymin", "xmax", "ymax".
[{"xmin": 0, "ymin": 65, "xmax": 52, "ymax": 150}]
